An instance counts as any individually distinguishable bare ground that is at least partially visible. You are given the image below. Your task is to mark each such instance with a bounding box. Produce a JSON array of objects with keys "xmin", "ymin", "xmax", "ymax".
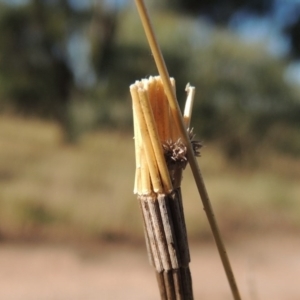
[{"xmin": 0, "ymin": 234, "xmax": 299, "ymax": 300}]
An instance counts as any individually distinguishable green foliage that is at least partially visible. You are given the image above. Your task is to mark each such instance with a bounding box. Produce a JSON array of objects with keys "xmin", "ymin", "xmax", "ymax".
[
  {"xmin": 111, "ymin": 9, "xmax": 300, "ymax": 160},
  {"xmin": 0, "ymin": 1, "xmax": 75, "ymax": 142},
  {"xmin": 188, "ymin": 33, "xmax": 300, "ymax": 160},
  {"xmin": 0, "ymin": 2, "xmax": 299, "ymax": 157},
  {"xmin": 184, "ymin": 30, "xmax": 300, "ymax": 160}
]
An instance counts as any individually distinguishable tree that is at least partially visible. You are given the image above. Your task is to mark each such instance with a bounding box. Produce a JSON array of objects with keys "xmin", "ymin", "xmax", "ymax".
[{"xmin": 0, "ymin": 0, "xmax": 74, "ymax": 139}]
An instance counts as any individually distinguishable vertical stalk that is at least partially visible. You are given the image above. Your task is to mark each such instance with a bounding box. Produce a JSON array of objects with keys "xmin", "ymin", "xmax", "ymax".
[
  {"xmin": 131, "ymin": 78, "xmax": 194, "ymax": 299},
  {"xmin": 134, "ymin": 1, "xmax": 242, "ymax": 299}
]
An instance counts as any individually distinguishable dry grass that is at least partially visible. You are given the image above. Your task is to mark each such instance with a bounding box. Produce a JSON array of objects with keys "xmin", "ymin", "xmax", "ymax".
[{"xmin": 0, "ymin": 115, "xmax": 299, "ymax": 242}]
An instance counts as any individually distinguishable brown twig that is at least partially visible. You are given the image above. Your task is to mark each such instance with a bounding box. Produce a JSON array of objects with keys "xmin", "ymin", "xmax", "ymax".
[
  {"xmin": 134, "ymin": 1, "xmax": 242, "ymax": 299},
  {"xmin": 131, "ymin": 78, "xmax": 194, "ymax": 299}
]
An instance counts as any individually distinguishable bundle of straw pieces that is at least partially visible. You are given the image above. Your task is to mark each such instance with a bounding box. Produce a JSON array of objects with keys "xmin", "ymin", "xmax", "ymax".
[{"xmin": 130, "ymin": 76, "xmax": 201, "ymax": 300}]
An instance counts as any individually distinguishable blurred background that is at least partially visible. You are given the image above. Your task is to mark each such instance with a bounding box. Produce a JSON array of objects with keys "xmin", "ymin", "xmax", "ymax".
[
  {"xmin": 0, "ymin": 0, "xmax": 299, "ymax": 243},
  {"xmin": 1, "ymin": 0, "xmax": 300, "ymax": 298}
]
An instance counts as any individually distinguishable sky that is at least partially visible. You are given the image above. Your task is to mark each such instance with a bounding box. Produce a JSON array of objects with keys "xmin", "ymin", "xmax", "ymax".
[{"xmin": 228, "ymin": 0, "xmax": 300, "ymax": 84}]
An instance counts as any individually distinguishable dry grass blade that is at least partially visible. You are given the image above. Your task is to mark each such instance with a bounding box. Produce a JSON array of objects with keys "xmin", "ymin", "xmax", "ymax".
[
  {"xmin": 130, "ymin": 77, "xmax": 194, "ymax": 299},
  {"xmin": 130, "ymin": 85, "xmax": 163, "ymax": 193},
  {"xmin": 134, "ymin": 0, "xmax": 242, "ymax": 299}
]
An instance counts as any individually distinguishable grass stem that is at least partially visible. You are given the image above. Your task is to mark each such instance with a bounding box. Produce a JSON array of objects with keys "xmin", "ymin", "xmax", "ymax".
[{"xmin": 134, "ymin": 0, "xmax": 242, "ymax": 299}]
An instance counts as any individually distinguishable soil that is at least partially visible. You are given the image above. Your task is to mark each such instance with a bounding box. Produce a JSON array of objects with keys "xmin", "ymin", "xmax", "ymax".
[{"xmin": 0, "ymin": 234, "xmax": 299, "ymax": 300}]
